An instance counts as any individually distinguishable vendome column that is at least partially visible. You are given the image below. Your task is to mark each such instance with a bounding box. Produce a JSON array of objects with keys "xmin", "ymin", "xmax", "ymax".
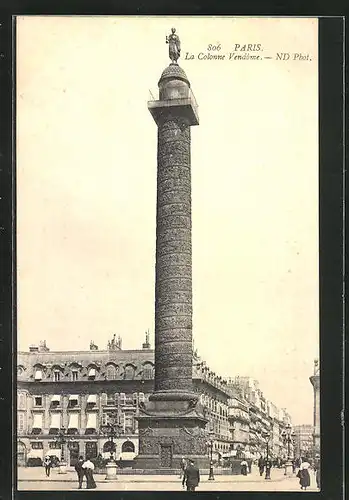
[{"xmin": 134, "ymin": 30, "xmax": 208, "ymax": 470}]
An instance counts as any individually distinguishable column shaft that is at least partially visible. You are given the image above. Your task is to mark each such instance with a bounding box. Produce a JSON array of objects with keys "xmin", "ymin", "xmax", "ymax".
[{"xmin": 154, "ymin": 115, "xmax": 193, "ymax": 394}]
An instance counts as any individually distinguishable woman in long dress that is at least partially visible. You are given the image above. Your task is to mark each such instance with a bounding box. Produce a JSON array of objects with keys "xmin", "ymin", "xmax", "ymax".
[
  {"xmin": 240, "ymin": 460, "xmax": 248, "ymax": 476},
  {"xmin": 297, "ymin": 460, "xmax": 311, "ymax": 490},
  {"xmin": 82, "ymin": 459, "xmax": 97, "ymax": 489}
]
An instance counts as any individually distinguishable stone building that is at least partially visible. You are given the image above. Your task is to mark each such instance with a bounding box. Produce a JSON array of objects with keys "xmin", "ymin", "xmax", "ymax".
[
  {"xmin": 227, "ymin": 377, "xmax": 292, "ymax": 460},
  {"xmin": 227, "ymin": 391, "xmax": 250, "ymax": 457},
  {"xmin": 17, "ymin": 337, "xmax": 295, "ymax": 467},
  {"xmin": 17, "ymin": 337, "xmax": 232, "ymax": 467}
]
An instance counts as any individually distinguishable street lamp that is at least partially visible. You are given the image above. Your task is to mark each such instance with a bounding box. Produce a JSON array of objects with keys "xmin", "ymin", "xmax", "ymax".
[
  {"xmin": 54, "ymin": 427, "xmax": 68, "ymax": 474},
  {"xmin": 100, "ymin": 411, "xmax": 122, "ymax": 481},
  {"xmin": 281, "ymin": 423, "xmax": 295, "ymax": 476},
  {"xmin": 206, "ymin": 432, "xmax": 215, "ymax": 481},
  {"xmin": 262, "ymin": 432, "xmax": 271, "ymax": 480}
]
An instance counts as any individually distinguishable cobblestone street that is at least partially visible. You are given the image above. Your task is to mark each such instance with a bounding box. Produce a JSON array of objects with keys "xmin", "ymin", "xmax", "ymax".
[{"xmin": 17, "ymin": 467, "xmax": 320, "ymax": 492}]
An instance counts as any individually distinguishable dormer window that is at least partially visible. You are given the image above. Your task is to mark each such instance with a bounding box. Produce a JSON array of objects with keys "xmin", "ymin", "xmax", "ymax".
[
  {"xmin": 53, "ymin": 370, "xmax": 60, "ymax": 382},
  {"xmin": 72, "ymin": 370, "xmax": 78, "ymax": 382},
  {"xmin": 88, "ymin": 368, "xmax": 96, "ymax": 380},
  {"xmin": 34, "ymin": 369, "xmax": 42, "ymax": 381}
]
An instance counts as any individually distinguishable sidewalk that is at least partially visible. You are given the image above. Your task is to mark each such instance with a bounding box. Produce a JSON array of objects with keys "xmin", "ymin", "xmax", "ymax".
[{"xmin": 18, "ymin": 467, "xmax": 291, "ymax": 484}]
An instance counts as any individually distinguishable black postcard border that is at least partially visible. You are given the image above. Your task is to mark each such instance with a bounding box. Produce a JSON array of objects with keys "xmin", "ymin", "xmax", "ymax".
[{"xmin": 0, "ymin": 8, "xmax": 344, "ymax": 500}]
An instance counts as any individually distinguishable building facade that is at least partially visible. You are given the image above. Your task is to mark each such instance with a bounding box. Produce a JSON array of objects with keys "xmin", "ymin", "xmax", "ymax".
[
  {"xmin": 293, "ymin": 424, "xmax": 314, "ymax": 459},
  {"xmin": 227, "ymin": 377, "xmax": 293, "ymax": 460},
  {"xmin": 17, "ymin": 338, "xmax": 294, "ymax": 467}
]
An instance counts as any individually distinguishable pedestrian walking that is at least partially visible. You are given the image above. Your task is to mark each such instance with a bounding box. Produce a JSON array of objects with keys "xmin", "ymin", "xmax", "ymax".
[
  {"xmin": 296, "ymin": 460, "xmax": 311, "ymax": 490},
  {"xmin": 183, "ymin": 459, "xmax": 200, "ymax": 491},
  {"xmin": 314, "ymin": 458, "xmax": 320, "ymax": 489},
  {"xmin": 74, "ymin": 456, "xmax": 85, "ymax": 489},
  {"xmin": 258, "ymin": 456, "xmax": 265, "ymax": 476},
  {"xmin": 179, "ymin": 457, "xmax": 186, "ymax": 479},
  {"xmin": 240, "ymin": 459, "xmax": 248, "ymax": 476},
  {"xmin": 43, "ymin": 455, "xmax": 52, "ymax": 477},
  {"xmin": 82, "ymin": 458, "xmax": 97, "ymax": 489}
]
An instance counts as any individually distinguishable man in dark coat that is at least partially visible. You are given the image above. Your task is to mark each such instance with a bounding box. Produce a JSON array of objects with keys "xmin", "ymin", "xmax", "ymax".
[
  {"xmin": 74, "ymin": 456, "xmax": 85, "ymax": 489},
  {"xmin": 183, "ymin": 459, "xmax": 200, "ymax": 491},
  {"xmin": 258, "ymin": 456, "xmax": 265, "ymax": 476}
]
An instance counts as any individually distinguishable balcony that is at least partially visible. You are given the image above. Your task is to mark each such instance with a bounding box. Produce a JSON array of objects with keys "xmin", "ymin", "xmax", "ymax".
[{"xmin": 148, "ymin": 87, "xmax": 199, "ymax": 126}]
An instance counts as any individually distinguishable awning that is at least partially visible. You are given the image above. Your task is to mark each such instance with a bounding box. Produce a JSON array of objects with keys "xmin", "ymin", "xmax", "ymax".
[
  {"xmin": 50, "ymin": 413, "xmax": 61, "ymax": 429},
  {"xmin": 86, "ymin": 413, "xmax": 97, "ymax": 429},
  {"xmin": 32, "ymin": 413, "xmax": 43, "ymax": 429},
  {"xmin": 88, "ymin": 368, "xmax": 96, "ymax": 377},
  {"xmin": 51, "ymin": 395, "xmax": 60, "ymax": 403},
  {"xmin": 69, "ymin": 395, "xmax": 79, "ymax": 401},
  {"xmin": 87, "ymin": 395, "xmax": 97, "ymax": 404},
  {"xmin": 34, "ymin": 370, "xmax": 42, "ymax": 381},
  {"xmin": 49, "ymin": 449, "xmax": 61, "ymax": 459},
  {"xmin": 68, "ymin": 413, "xmax": 79, "ymax": 429}
]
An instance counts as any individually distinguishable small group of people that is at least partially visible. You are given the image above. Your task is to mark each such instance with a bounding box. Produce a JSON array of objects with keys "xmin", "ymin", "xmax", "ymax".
[
  {"xmin": 179, "ymin": 457, "xmax": 200, "ymax": 491},
  {"xmin": 296, "ymin": 458, "xmax": 321, "ymax": 491},
  {"xmin": 296, "ymin": 459, "xmax": 311, "ymax": 490},
  {"xmin": 74, "ymin": 456, "xmax": 97, "ymax": 489},
  {"xmin": 43, "ymin": 455, "xmax": 96, "ymax": 489}
]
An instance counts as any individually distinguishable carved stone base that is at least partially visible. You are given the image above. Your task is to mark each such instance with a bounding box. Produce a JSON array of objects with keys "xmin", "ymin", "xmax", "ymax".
[{"xmin": 134, "ymin": 398, "xmax": 209, "ymax": 470}]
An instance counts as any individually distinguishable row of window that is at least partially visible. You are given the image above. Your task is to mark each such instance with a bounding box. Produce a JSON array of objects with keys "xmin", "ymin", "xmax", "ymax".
[
  {"xmin": 29, "ymin": 365, "xmax": 154, "ymax": 382},
  {"xmin": 19, "ymin": 392, "xmax": 147, "ymax": 408},
  {"xmin": 200, "ymin": 394, "xmax": 229, "ymax": 417},
  {"xmin": 18, "ymin": 411, "xmax": 138, "ymax": 435},
  {"xmin": 27, "ymin": 440, "xmax": 136, "ymax": 452}
]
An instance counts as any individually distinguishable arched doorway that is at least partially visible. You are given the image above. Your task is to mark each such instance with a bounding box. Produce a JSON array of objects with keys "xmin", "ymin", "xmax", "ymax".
[
  {"xmin": 17, "ymin": 441, "xmax": 27, "ymax": 467},
  {"xmin": 121, "ymin": 440, "xmax": 135, "ymax": 453},
  {"xmin": 103, "ymin": 440, "xmax": 116, "ymax": 453}
]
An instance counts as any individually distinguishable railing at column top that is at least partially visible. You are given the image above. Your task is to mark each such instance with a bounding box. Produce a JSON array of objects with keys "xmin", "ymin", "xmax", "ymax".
[{"xmin": 148, "ymin": 87, "xmax": 199, "ymax": 110}]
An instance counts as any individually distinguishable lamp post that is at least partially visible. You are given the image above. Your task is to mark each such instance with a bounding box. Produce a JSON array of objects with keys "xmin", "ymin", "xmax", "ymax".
[
  {"xmin": 262, "ymin": 432, "xmax": 271, "ymax": 480},
  {"xmin": 281, "ymin": 423, "xmax": 295, "ymax": 476},
  {"xmin": 206, "ymin": 432, "xmax": 215, "ymax": 481},
  {"xmin": 100, "ymin": 411, "xmax": 121, "ymax": 481},
  {"xmin": 54, "ymin": 427, "xmax": 68, "ymax": 474}
]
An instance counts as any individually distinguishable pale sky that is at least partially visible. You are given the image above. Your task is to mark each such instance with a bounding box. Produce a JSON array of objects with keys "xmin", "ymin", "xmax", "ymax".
[{"xmin": 17, "ymin": 16, "xmax": 319, "ymax": 425}]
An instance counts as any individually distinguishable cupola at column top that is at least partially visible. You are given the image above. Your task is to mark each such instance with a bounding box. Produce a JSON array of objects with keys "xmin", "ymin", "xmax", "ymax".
[{"xmin": 158, "ymin": 64, "xmax": 190, "ymax": 101}]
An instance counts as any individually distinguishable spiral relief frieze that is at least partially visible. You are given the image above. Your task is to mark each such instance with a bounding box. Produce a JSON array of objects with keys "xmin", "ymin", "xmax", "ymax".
[{"xmin": 155, "ymin": 112, "xmax": 193, "ymax": 395}]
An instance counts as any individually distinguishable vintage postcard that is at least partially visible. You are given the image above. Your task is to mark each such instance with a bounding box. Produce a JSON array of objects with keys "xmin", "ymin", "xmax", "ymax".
[{"xmin": 16, "ymin": 16, "xmax": 320, "ymax": 492}]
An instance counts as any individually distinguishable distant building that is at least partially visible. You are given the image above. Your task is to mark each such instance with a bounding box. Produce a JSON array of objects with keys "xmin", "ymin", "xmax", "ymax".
[
  {"xmin": 226, "ymin": 377, "xmax": 292, "ymax": 460},
  {"xmin": 293, "ymin": 424, "xmax": 314, "ymax": 459}
]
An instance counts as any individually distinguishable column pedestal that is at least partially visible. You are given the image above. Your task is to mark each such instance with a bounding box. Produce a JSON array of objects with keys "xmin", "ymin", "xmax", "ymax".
[{"xmin": 134, "ymin": 398, "xmax": 209, "ymax": 470}]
